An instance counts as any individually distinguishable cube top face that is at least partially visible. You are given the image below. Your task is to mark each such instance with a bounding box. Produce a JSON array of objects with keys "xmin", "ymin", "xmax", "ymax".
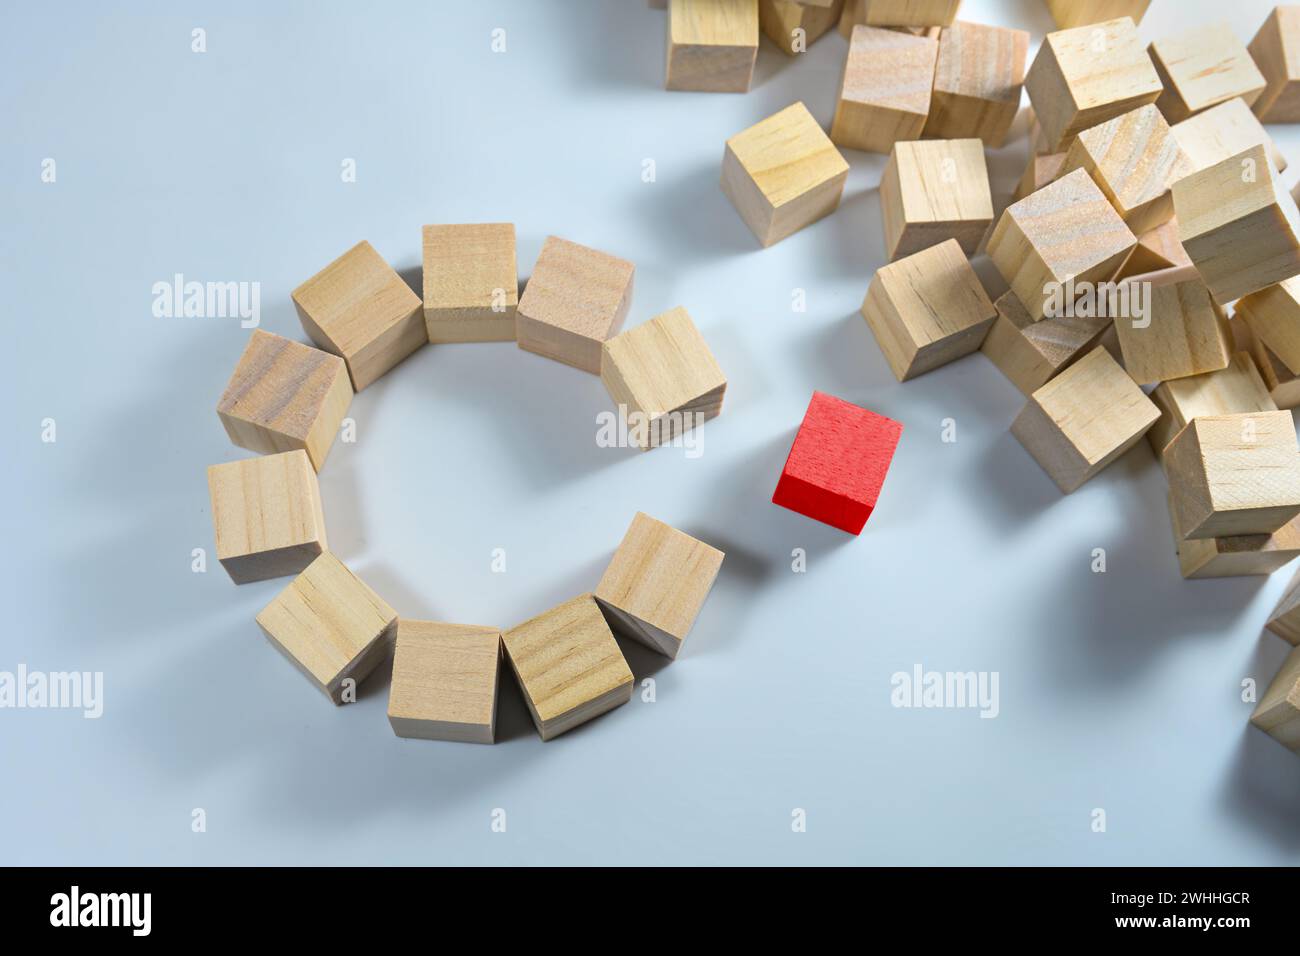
[
  {"xmin": 1172, "ymin": 97, "xmax": 1287, "ymax": 176},
  {"xmin": 421, "ymin": 222, "xmax": 518, "ymax": 317},
  {"xmin": 388, "ymin": 620, "xmax": 500, "ymax": 733},
  {"xmin": 502, "ymin": 594, "xmax": 633, "ymax": 727},
  {"xmin": 932, "ymin": 21, "xmax": 1028, "ymax": 104},
  {"xmin": 726, "ymin": 102, "xmax": 848, "ymax": 209},
  {"xmin": 669, "ymin": 0, "xmax": 758, "ymax": 46},
  {"xmin": 207, "ymin": 450, "xmax": 325, "ymax": 563},
  {"xmin": 876, "ymin": 239, "xmax": 996, "ymax": 348},
  {"xmin": 1030, "ymin": 346, "xmax": 1157, "ymax": 466},
  {"xmin": 595, "ymin": 512, "xmax": 724, "ymax": 645},
  {"xmin": 517, "ymin": 234, "xmax": 634, "ymax": 340},
  {"xmin": 782, "ymin": 391, "xmax": 903, "ymax": 508},
  {"xmin": 859, "ymin": 0, "xmax": 959, "ymax": 27},
  {"xmin": 841, "ymin": 26, "xmax": 937, "ymax": 117},
  {"xmin": 1045, "ymin": 0, "xmax": 1150, "ymax": 30},
  {"xmin": 1004, "ymin": 167, "xmax": 1136, "ymax": 281},
  {"xmin": 890, "ymin": 139, "xmax": 993, "ymax": 225},
  {"xmin": 1041, "ymin": 17, "xmax": 1161, "ymax": 114},
  {"xmin": 217, "ymin": 330, "xmax": 351, "ymax": 446},
  {"xmin": 1070, "ymin": 104, "xmax": 1189, "ymax": 217},
  {"xmin": 601, "ymin": 306, "xmax": 726, "ymax": 421},
  {"xmin": 291, "ymin": 240, "xmax": 421, "ymax": 361},
  {"xmin": 1150, "ymin": 22, "xmax": 1266, "ymax": 119},
  {"xmin": 1172, "ymin": 411, "xmax": 1300, "ymax": 514},
  {"xmin": 1113, "ymin": 271, "xmax": 1230, "ymax": 384}
]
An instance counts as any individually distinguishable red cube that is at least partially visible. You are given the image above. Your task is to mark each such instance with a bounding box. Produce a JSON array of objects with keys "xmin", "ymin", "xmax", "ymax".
[{"xmin": 772, "ymin": 392, "xmax": 903, "ymax": 534}]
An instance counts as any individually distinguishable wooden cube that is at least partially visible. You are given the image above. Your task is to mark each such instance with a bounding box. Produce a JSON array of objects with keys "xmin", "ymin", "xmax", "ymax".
[
  {"xmin": 421, "ymin": 223, "xmax": 517, "ymax": 343},
  {"xmin": 759, "ymin": 0, "xmax": 842, "ymax": 55},
  {"xmin": 665, "ymin": 0, "xmax": 759, "ymax": 92},
  {"xmin": 291, "ymin": 240, "xmax": 425, "ymax": 392},
  {"xmin": 981, "ymin": 291, "xmax": 1112, "ymax": 396},
  {"xmin": 837, "ymin": 2, "xmax": 943, "ymax": 40},
  {"xmin": 987, "ymin": 168, "xmax": 1137, "ymax": 322},
  {"xmin": 387, "ymin": 621, "xmax": 501, "ymax": 744},
  {"xmin": 216, "ymin": 330, "xmax": 352, "ymax": 472},
  {"xmin": 1165, "ymin": 411, "xmax": 1300, "ymax": 539},
  {"xmin": 1024, "ymin": 18, "xmax": 1163, "ymax": 153},
  {"xmin": 1171, "ymin": 97, "xmax": 1288, "ymax": 177},
  {"xmin": 1236, "ymin": 314, "xmax": 1300, "ymax": 409},
  {"xmin": 1011, "ymin": 152, "xmax": 1067, "ymax": 203},
  {"xmin": 594, "ymin": 512, "xmax": 724, "ymax": 659},
  {"xmin": 1112, "ymin": 266, "xmax": 1232, "ymax": 385},
  {"xmin": 722, "ymin": 101, "xmax": 849, "ymax": 245},
  {"xmin": 879, "ymin": 139, "xmax": 993, "ymax": 260},
  {"xmin": 1237, "ymin": 277, "xmax": 1300, "ymax": 376},
  {"xmin": 1168, "ymin": 492, "xmax": 1300, "ymax": 578},
  {"xmin": 861, "ymin": 238, "xmax": 997, "ymax": 381},
  {"xmin": 1172, "ymin": 144, "xmax": 1300, "ymax": 303},
  {"xmin": 1267, "ymin": 566, "xmax": 1300, "ymax": 645},
  {"xmin": 1044, "ymin": 1, "xmax": 1150, "ymax": 30},
  {"xmin": 1146, "ymin": 351, "xmax": 1277, "ymax": 458},
  {"xmin": 255, "ymin": 552, "xmax": 397, "ymax": 704},
  {"xmin": 1249, "ymin": 6, "xmax": 1300, "ymax": 122},
  {"xmin": 1250, "ymin": 644, "xmax": 1300, "ymax": 751},
  {"xmin": 515, "ymin": 236, "xmax": 634, "ymax": 374},
  {"xmin": 600, "ymin": 306, "xmax": 726, "ymax": 450},
  {"xmin": 1011, "ymin": 346, "xmax": 1158, "ymax": 493},
  {"xmin": 920, "ymin": 22, "xmax": 1028, "ymax": 148},
  {"xmin": 1061, "ymin": 104, "xmax": 1191, "ymax": 235},
  {"xmin": 1117, "ymin": 218, "xmax": 1191, "ymax": 278},
  {"xmin": 830, "ymin": 26, "xmax": 938, "ymax": 154},
  {"xmin": 856, "ymin": 0, "xmax": 959, "ymax": 25},
  {"xmin": 207, "ymin": 450, "xmax": 326, "ymax": 585},
  {"xmin": 771, "ymin": 391, "xmax": 903, "ymax": 534},
  {"xmin": 1150, "ymin": 23, "xmax": 1266, "ymax": 123},
  {"xmin": 501, "ymin": 594, "xmax": 634, "ymax": 741}
]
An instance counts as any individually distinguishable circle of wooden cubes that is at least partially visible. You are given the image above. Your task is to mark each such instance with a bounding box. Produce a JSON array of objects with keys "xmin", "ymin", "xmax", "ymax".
[{"xmin": 879, "ymin": 139, "xmax": 994, "ymax": 260}]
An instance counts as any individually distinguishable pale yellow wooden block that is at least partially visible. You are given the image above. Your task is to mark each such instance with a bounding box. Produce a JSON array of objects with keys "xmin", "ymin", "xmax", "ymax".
[
  {"xmin": 830, "ymin": 26, "xmax": 937, "ymax": 154},
  {"xmin": 1116, "ymin": 217, "xmax": 1191, "ymax": 278},
  {"xmin": 836, "ymin": 0, "xmax": 943, "ymax": 37},
  {"xmin": 600, "ymin": 307, "xmax": 726, "ymax": 451},
  {"xmin": 1236, "ymin": 314, "xmax": 1300, "ymax": 409},
  {"xmin": 862, "ymin": 238, "xmax": 996, "ymax": 381},
  {"xmin": 981, "ymin": 291, "xmax": 1111, "ymax": 396},
  {"xmin": 1112, "ymin": 266, "xmax": 1232, "ymax": 385},
  {"xmin": 923, "ymin": 22, "xmax": 1028, "ymax": 147},
  {"xmin": 1024, "ymin": 18, "xmax": 1163, "ymax": 153},
  {"xmin": 1172, "ymin": 144, "xmax": 1300, "ymax": 303},
  {"xmin": 421, "ymin": 223, "xmax": 517, "ymax": 343},
  {"xmin": 722, "ymin": 102, "xmax": 849, "ymax": 245},
  {"xmin": 758, "ymin": 0, "xmax": 842, "ymax": 55},
  {"xmin": 1011, "ymin": 152, "xmax": 1067, "ymax": 203},
  {"xmin": 1010, "ymin": 346, "xmax": 1159, "ymax": 493},
  {"xmin": 208, "ymin": 450, "xmax": 326, "ymax": 585},
  {"xmin": 515, "ymin": 236, "xmax": 634, "ymax": 374},
  {"xmin": 1044, "ymin": 0, "xmax": 1150, "ymax": 30},
  {"xmin": 594, "ymin": 513, "xmax": 725, "ymax": 659},
  {"xmin": 1237, "ymin": 277, "xmax": 1300, "ymax": 376},
  {"xmin": 1168, "ymin": 491, "xmax": 1300, "ymax": 578},
  {"xmin": 1267, "ymin": 565, "xmax": 1300, "ymax": 645},
  {"xmin": 880, "ymin": 138, "xmax": 993, "ymax": 260},
  {"xmin": 292, "ymin": 240, "xmax": 425, "ymax": 392},
  {"xmin": 1062, "ymin": 104, "xmax": 1191, "ymax": 235},
  {"xmin": 216, "ymin": 330, "xmax": 353, "ymax": 472},
  {"xmin": 857, "ymin": 0, "xmax": 959, "ymax": 25},
  {"xmin": 501, "ymin": 594, "xmax": 634, "ymax": 741},
  {"xmin": 255, "ymin": 552, "xmax": 397, "ymax": 704},
  {"xmin": 1250, "ymin": 644, "xmax": 1300, "ymax": 751},
  {"xmin": 387, "ymin": 621, "xmax": 501, "ymax": 744},
  {"xmin": 666, "ymin": 0, "xmax": 759, "ymax": 92},
  {"xmin": 1250, "ymin": 6, "xmax": 1300, "ymax": 122},
  {"xmin": 1165, "ymin": 411, "xmax": 1300, "ymax": 539},
  {"xmin": 1172, "ymin": 98, "xmax": 1288, "ymax": 177},
  {"xmin": 987, "ymin": 168, "xmax": 1137, "ymax": 322},
  {"xmin": 1150, "ymin": 23, "xmax": 1266, "ymax": 123},
  {"xmin": 1146, "ymin": 351, "xmax": 1277, "ymax": 459}
]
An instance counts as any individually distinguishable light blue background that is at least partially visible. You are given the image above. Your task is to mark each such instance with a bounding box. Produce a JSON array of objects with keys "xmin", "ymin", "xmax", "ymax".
[{"xmin": 3, "ymin": 0, "xmax": 1298, "ymax": 865}]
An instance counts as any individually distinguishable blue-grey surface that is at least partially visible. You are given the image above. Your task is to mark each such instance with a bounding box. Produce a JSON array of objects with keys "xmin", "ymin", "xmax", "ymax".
[{"xmin": 2, "ymin": 0, "xmax": 1298, "ymax": 866}]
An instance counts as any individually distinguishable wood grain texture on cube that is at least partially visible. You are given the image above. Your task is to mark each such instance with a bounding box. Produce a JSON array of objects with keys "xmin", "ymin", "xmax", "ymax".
[
  {"xmin": 830, "ymin": 26, "xmax": 938, "ymax": 154},
  {"xmin": 1150, "ymin": 22, "xmax": 1266, "ymax": 123},
  {"xmin": 388, "ymin": 621, "xmax": 501, "ymax": 744},
  {"xmin": 1117, "ymin": 217, "xmax": 1191, "ymax": 278},
  {"xmin": 216, "ymin": 329, "xmax": 352, "ymax": 472},
  {"xmin": 1147, "ymin": 351, "xmax": 1277, "ymax": 458},
  {"xmin": 981, "ymin": 290, "xmax": 1111, "ymax": 396},
  {"xmin": 880, "ymin": 138, "xmax": 993, "ymax": 260},
  {"xmin": 1267, "ymin": 565, "xmax": 1300, "ymax": 644},
  {"xmin": 1236, "ymin": 314, "xmax": 1300, "ymax": 409},
  {"xmin": 1044, "ymin": 1, "xmax": 1150, "ymax": 30},
  {"xmin": 1237, "ymin": 276, "xmax": 1300, "ymax": 375},
  {"xmin": 422, "ymin": 223, "xmax": 518, "ymax": 343},
  {"xmin": 857, "ymin": 0, "xmax": 959, "ymax": 25},
  {"xmin": 924, "ymin": 21, "xmax": 1028, "ymax": 147},
  {"xmin": 666, "ymin": 0, "xmax": 759, "ymax": 92},
  {"xmin": 1168, "ymin": 491, "xmax": 1300, "ymax": 578},
  {"xmin": 1112, "ymin": 266, "xmax": 1232, "ymax": 384},
  {"xmin": 1250, "ymin": 644, "xmax": 1300, "ymax": 751},
  {"xmin": 1250, "ymin": 6, "xmax": 1300, "ymax": 122},
  {"xmin": 759, "ymin": 0, "xmax": 842, "ymax": 55},
  {"xmin": 1171, "ymin": 97, "xmax": 1287, "ymax": 177}
]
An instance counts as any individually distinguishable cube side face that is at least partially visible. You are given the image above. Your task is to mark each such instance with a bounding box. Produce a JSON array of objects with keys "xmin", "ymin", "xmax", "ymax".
[
  {"xmin": 1183, "ymin": 202, "xmax": 1300, "ymax": 304},
  {"xmin": 1172, "ymin": 99, "xmax": 1287, "ymax": 177},
  {"xmin": 1187, "ymin": 412, "xmax": 1300, "ymax": 536},
  {"xmin": 859, "ymin": 0, "xmax": 958, "ymax": 27},
  {"xmin": 1045, "ymin": 0, "xmax": 1150, "ymax": 30},
  {"xmin": 981, "ymin": 310, "xmax": 1056, "ymax": 396},
  {"xmin": 600, "ymin": 306, "xmax": 726, "ymax": 423},
  {"xmin": 422, "ymin": 223, "xmax": 518, "ymax": 342},
  {"xmin": 1150, "ymin": 25, "xmax": 1266, "ymax": 122},
  {"xmin": 388, "ymin": 621, "xmax": 501, "ymax": 742},
  {"xmin": 861, "ymin": 277, "xmax": 920, "ymax": 381},
  {"xmin": 1251, "ymin": 645, "xmax": 1300, "ymax": 751},
  {"xmin": 1146, "ymin": 352, "xmax": 1277, "ymax": 457},
  {"xmin": 832, "ymin": 27, "xmax": 936, "ymax": 152},
  {"xmin": 1113, "ymin": 277, "xmax": 1232, "ymax": 385},
  {"xmin": 1011, "ymin": 396, "xmax": 1094, "ymax": 493},
  {"xmin": 728, "ymin": 102, "xmax": 848, "ymax": 214},
  {"xmin": 772, "ymin": 471, "xmax": 872, "ymax": 534},
  {"xmin": 1250, "ymin": 8, "xmax": 1300, "ymax": 122},
  {"xmin": 1238, "ymin": 278, "xmax": 1300, "ymax": 375},
  {"xmin": 925, "ymin": 23, "xmax": 1028, "ymax": 146},
  {"xmin": 721, "ymin": 142, "xmax": 780, "ymax": 243},
  {"xmin": 1267, "ymin": 569, "xmax": 1300, "ymax": 645},
  {"xmin": 1069, "ymin": 104, "xmax": 1188, "ymax": 232}
]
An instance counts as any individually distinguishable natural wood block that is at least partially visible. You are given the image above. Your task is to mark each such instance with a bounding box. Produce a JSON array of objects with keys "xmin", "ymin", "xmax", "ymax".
[
  {"xmin": 1044, "ymin": 0, "xmax": 1150, "ymax": 30},
  {"xmin": 594, "ymin": 512, "xmax": 725, "ymax": 659},
  {"xmin": 987, "ymin": 168, "xmax": 1137, "ymax": 322},
  {"xmin": 1250, "ymin": 644, "xmax": 1300, "ymax": 751},
  {"xmin": 1165, "ymin": 411, "xmax": 1300, "ymax": 539},
  {"xmin": 722, "ymin": 101, "xmax": 849, "ymax": 245},
  {"xmin": 1011, "ymin": 346, "xmax": 1159, "ymax": 493},
  {"xmin": 1150, "ymin": 23, "xmax": 1266, "ymax": 123},
  {"xmin": 830, "ymin": 26, "xmax": 938, "ymax": 154},
  {"xmin": 1112, "ymin": 266, "xmax": 1232, "ymax": 385},
  {"xmin": 759, "ymin": 0, "xmax": 842, "ymax": 55},
  {"xmin": 923, "ymin": 21, "xmax": 1028, "ymax": 147},
  {"xmin": 856, "ymin": 0, "xmax": 959, "ymax": 25},
  {"xmin": 1146, "ymin": 351, "xmax": 1277, "ymax": 458},
  {"xmin": 255, "ymin": 552, "xmax": 397, "ymax": 704},
  {"xmin": 515, "ymin": 236, "xmax": 634, "ymax": 374},
  {"xmin": 666, "ymin": 0, "xmax": 758, "ymax": 92},
  {"xmin": 1250, "ymin": 6, "xmax": 1300, "ymax": 122},
  {"xmin": 1171, "ymin": 97, "xmax": 1287, "ymax": 177},
  {"xmin": 771, "ymin": 391, "xmax": 904, "ymax": 534},
  {"xmin": 1244, "ymin": 325, "xmax": 1300, "ymax": 409},
  {"xmin": 1011, "ymin": 152, "xmax": 1067, "ymax": 203},
  {"xmin": 1172, "ymin": 143, "xmax": 1300, "ymax": 303},
  {"xmin": 207, "ymin": 450, "xmax": 326, "ymax": 585},
  {"xmin": 981, "ymin": 290, "xmax": 1111, "ymax": 396},
  {"xmin": 1061, "ymin": 104, "xmax": 1191, "ymax": 235},
  {"xmin": 861, "ymin": 238, "xmax": 997, "ymax": 381},
  {"xmin": 387, "ymin": 621, "xmax": 501, "ymax": 744},
  {"xmin": 600, "ymin": 307, "xmax": 726, "ymax": 450},
  {"xmin": 1168, "ymin": 491, "xmax": 1300, "ymax": 578},
  {"xmin": 291, "ymin": 240, "xmax": 425, "ymax": 392},
  {"xmin": 1024, "ymin": 18, "xmax": 1163, "ymax": 153},
  {"xmin": 1237, "ymin": 277, "xmax": 1300, "ymax": 376},
  {"xmin": 837, "ymin": 0, "xmax": 944, "ymax": 38},
  {"xmin": 421, "ymin": 223, "xmax": 518, "ymax": 343},
  {"xmin": 501, "ymin": 594, "xmax": 634, "ymax": 741},
  {"xmin": 1117, "ymin": 218, "xmax": 1191, "ymax": 278},
  {"xmin": 216, "ymin": 330, "xmax": 352, "ymax": 472},
  {"xmin": 1267, "ymin": 565, "xmax": 1300, "ymax": 644},
  {"xmin": 879, "ymin": 138, "xmax": 993, "ymax": 260}
]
